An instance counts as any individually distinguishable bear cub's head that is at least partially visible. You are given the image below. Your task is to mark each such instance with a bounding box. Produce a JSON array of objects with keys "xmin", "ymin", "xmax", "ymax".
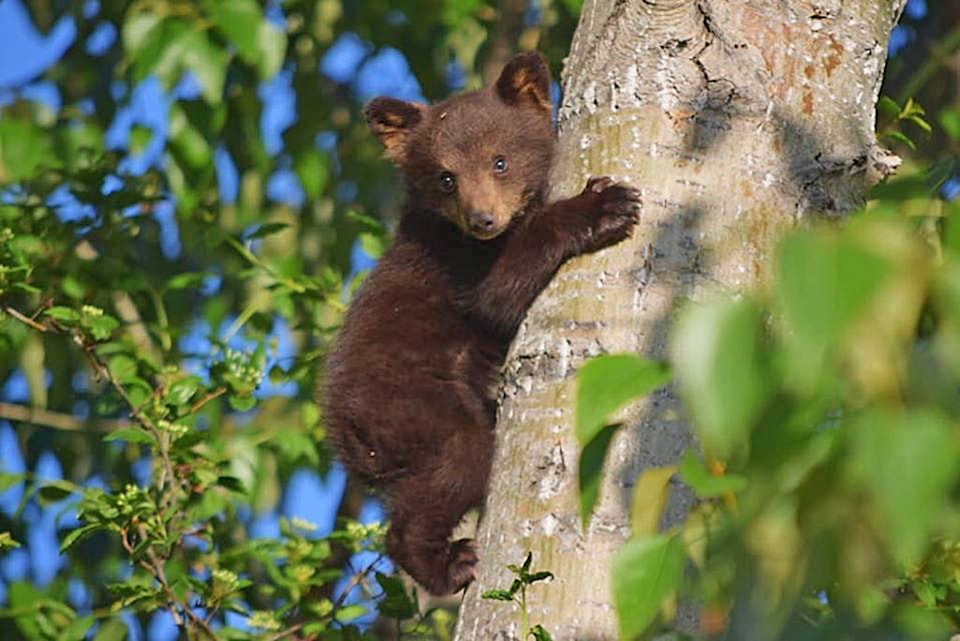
[{"xmin": 364, "ymin": 53, "xmax": 554, "ymax": 240}]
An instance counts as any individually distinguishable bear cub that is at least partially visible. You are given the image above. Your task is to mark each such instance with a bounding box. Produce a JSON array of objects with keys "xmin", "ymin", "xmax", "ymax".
[{"xmin": 323, "ymin": 53, "xmax": 640, "ymax": 595}]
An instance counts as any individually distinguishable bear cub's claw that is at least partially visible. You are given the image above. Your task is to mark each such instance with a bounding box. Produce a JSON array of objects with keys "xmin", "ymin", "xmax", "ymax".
[
  {"xmin": 579, "ymin": 176, "xmax": 641, "ymax": 252},
  {"xmin": 446, "ymin": 538, "xmax": 479, "ymax": 593}
]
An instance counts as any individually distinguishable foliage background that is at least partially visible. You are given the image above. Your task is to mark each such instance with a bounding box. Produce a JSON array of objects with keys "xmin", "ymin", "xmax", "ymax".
[{"xmin": 0, "ymin": 0, "xmax": 956, "ymax": 639}]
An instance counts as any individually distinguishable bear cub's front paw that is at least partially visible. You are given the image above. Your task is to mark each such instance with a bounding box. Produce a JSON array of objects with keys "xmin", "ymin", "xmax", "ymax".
[{"xmin": 578, "ymin": 176, "xmax": 641, "ymax": 253}]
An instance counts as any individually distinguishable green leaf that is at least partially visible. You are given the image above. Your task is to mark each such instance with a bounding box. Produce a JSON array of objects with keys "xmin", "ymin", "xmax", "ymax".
[
  {"xmin": 128, "ymin": 124, "xmax": 153, "ymax": 155},
  {"xmin": 8, "ymin": 582, "xmax": 43, "ymax": 638},
  {"xmin": 103, "ymin": 427, "xmax": 157, "ymax": 446},
  {"xmin": 167, "ymin": 376, "xmax": 202, "ymax": 407},
  {"xmin": 0, "ymin": 118, "xmax": 56, "ymax": 182},
  {"xmin": 630, "ymin": 466, "xmax": 676, "ymax": 537},
  {"xmin": 216, "ymin": 475, "xmax": 247, "ymax": 493},
  {"xmin": 166, "ymin": 272, "xmax": 207, "ymax": 291},
  {"xmin": 203, "ymin": 0, "xmax": 263, "ymax": 63},
  {"xmin": 0, "ymin": 531, "xmax": 21, "ymax": 550},
  {"xmin": 229, "ymin": 394, "xmax": 257, "ymax": 412},
  {"xmin": 877, "ymin": 96, "xmax": 901, "ymax": 120},
  {"xmin": 62, "ymin": 615, "xmax": 95, "ymax": 641},
  {"xmin": 88, "ymin": 315, "xmax": 119, "ymax": 341},
  {"xmin": 907, "ymin": 114, "xmax": 932, "ymax": 134},
  {"xmin": 0, "ymin": 473, "xmax": 26, "ymax": 493},
  {"xmin": 168, "ymin": 104, "xmax": 212, "ymax": 170},
  {"xmin": 671, "ymin": 298, "xmax": 767, "ymax": 460},
  {"xmin": 529, "ymin": 624, "xmax": 553, "ymax": 641},
  {"xmin": 108, "ymin": 354, "xmax": 138, "ymax": 383},
  {"xmin": 869, "ymin": 172, "xmax": 937, "ymax": 201},
  {"xmin": 45, "ymin": 306, "xmax": 80, "ymax": 322},
  {"xmin": 847, "ymin": 410, "xmax": 959, "ymax": 567},
  {"xmin": 678, "ymin": 450, "xmax": 747, "ymax": 498},
  {"xmin": 776, "ymin": 230, "xmax": 892, "ymax": 392},
  {"xmin": 121, "ymin": 10, "xmax": 163, "ymax": 61},
  {"xmin": 612, "ymin": 534, "xmax": 685, "ymax": 640},
  {"xmin": 578, "ymin": 424, "xmax": 618, "ymax": 526},
  {"xmin": 59, "ymin": 524, "xmax": 100, "ymax": 553},
  {"xmin": 92, "ymin": 618, "xmax": 128, "ymax": 641},
  {"xmin": 256, "ymin": 21, "xmax": 287, "ymax": 79},
  {"xmin": 359, "ymin": 232, "xmax": 386, "ymax": 260},
  {"xmin": 480, "ymin": 589, "xmax": 515, "ymax": 602},
  {"xmin": 294, "ymin": 149, "xmax": 329, "ymax": 202},
  {"xmin": 333, "ymin": 604, "xmax": 367, "ymax": 622},
  {"xmin": 526, "ymin": 570, "xmax": 554, "ymax": 584},
  {"xmin": 576, "ymin": 354, "xmax": 670, "ymax": 446},
  {"xmin": 37, "ymin": 481, "xmax": 76, "ymax": 503},
  {"xmin": 179, "ymin": 30, "xmax": 229, "ymax": 104},
  {"xmin": 247, "ymin": 223, "xmax": 290, "ymax": 239},
  {"xmin": 882, "ymin": 130, "xmax": 916, "ymax": 150},
  {"xmin": 376, "ymin": 572, "xmax": 417, "ymax": 620},
  {"xmin": 939, "ymin": 108, "xmax": 960, "ymax": 142}
]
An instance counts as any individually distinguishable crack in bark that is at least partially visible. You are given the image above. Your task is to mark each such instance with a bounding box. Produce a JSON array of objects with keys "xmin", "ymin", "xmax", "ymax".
[{"xmin": 691, "ymin": 0, "xmax": 740, "ymax": 110}]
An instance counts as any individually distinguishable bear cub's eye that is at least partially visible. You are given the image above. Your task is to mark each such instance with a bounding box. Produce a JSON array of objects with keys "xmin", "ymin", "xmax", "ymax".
[
  {"xmin": 492, "ymin": 156, "xmax": 508, "ymax": 174},
  {"xmin": 439, "ymin": 171, "xmax": 456, "ymax": 193}
]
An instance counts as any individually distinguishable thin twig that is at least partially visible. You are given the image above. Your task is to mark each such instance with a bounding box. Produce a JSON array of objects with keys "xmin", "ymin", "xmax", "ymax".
[
  {"xmin": 332, "ymin": 554, "xmax": 385, "ymax": 612},
  {"xmin": 189, "ymin": 387, "xmax": 227, "ymax": 414},
  {"xmin": 4, "ymin": 306, "xmax": 48, "ymax": 332},
  {"xmin": 0, "ymin": 401, "xmax": 128, "ymax": 432},
  {"xmin": 262, "ymin": 622, "xmax": 307, "ymax": 641}
]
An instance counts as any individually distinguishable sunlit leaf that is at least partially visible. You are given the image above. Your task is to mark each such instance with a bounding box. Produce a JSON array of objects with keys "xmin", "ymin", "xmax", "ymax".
[{"xmin": 630, "ymin": 466, "xmax": 676, "ymax": 537}]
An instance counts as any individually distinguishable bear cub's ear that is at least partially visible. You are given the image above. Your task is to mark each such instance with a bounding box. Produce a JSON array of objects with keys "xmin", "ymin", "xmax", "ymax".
[
  {"xmin": 495, "ymin": 52, "xmax": 551, "ymax": 113},
  {"xmin": 364, "ymin": 97, "xmax": 426, "ymax": 163}
]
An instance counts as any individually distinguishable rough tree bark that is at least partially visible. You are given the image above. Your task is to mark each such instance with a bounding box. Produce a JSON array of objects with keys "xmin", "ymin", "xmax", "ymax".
[{"xmin": 454, "ymin": 1, "xmax": 905, "ymax": 639}]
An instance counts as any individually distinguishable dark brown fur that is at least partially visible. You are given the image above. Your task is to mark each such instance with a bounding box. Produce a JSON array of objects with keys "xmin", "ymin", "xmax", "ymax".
[{"xmin": 323, "ymin": 53, "xmax": 640, "ymax": 595}]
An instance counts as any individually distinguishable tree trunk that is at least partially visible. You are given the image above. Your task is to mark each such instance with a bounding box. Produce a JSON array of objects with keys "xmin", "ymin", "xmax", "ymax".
[{"xmin": 454, "ymin": 1, "xmax": 905, "ymax": 639}]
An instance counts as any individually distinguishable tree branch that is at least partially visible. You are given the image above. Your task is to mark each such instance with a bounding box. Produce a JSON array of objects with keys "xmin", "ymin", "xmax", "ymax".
[{"xmin": 0, "ymin": 401, "xmax": 128, "ymax": 432}]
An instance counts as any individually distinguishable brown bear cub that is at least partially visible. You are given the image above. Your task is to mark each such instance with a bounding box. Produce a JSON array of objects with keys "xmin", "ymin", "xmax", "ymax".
[{"xmin": 323, "ymin": 53, "xmax": 640, "ymax": 596}]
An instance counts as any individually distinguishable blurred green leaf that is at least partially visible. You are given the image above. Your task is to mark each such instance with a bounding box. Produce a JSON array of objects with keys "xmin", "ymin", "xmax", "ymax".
[
  {"xmin": 612, "ymin": 534, "xmax": 685, "ymax": 640},
  {"xmin": 671, "ymin": 298, "xmax": 767, "ymax": 460},
  {"xmin": 776, "ymin": 230, "xmax": 891, "ymax": 391},
  {"xmin": 939, "ymin": 108, "xmax": 960, "ymax": 142},
  {"xmin": 45, "ymin": 306, "xmax": 80, "ymax": 322},
  {"xmin": 103, "ymin": 427, "xmax": 157, "ymax": 446},
  {"xmin": 678, "ymin": 450, "xmax": 747, "ymax": 498},
  {"xmin": 630, "ymin": 466, "xmax": 675, "ymax": 537},
  {"xmin": 203, "ymin": 0, "xmax": 263, "ymax": 64},
  {"xmin": 0, "ymin": 118, "xmax": 56, "ymax": 182},
  {"xmin": 92, "ymin": 618, "xmax": 128, "ymax": 641},
  {"xmin": 847, "ymin": 410, "xmax": 959, "ymax": 567},
  {"xmin": 877, "ymin": 96, "xmax": 901, "ymax": 120}
]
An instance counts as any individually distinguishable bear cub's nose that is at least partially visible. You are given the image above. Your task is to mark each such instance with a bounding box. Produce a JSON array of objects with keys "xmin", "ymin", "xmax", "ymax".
[{"xmin": 469, "ymin": 211, "xmax": 495, "ymax": 234}]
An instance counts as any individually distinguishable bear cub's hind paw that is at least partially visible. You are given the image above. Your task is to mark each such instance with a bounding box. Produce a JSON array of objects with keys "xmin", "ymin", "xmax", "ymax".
[{"xmin": 446, "ymin": 538, "xmax": 478, "ymax": 594}]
